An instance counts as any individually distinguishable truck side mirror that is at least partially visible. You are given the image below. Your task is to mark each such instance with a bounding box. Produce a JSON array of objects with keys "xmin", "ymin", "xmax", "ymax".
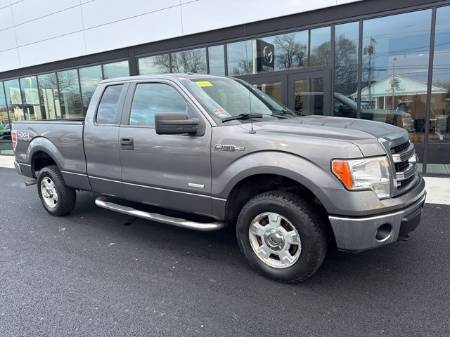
[{"xmin": 155, "ymin": 112, "xmax": 200, "ymax": 135}]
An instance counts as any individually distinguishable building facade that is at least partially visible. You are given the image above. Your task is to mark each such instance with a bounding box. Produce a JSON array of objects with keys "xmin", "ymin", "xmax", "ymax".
[{"xmin": 0, "ymin": 0, "xmax": 449, "ymax": 175}]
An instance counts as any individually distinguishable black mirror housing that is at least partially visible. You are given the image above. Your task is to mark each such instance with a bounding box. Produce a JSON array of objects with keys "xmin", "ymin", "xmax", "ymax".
[{"xmin": 155, "ymin": 112, "xmax": 199, "ymax": 135}]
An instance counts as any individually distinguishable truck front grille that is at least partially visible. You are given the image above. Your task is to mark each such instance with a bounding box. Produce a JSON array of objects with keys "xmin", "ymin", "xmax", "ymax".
[{"xmin": 390, "ymin": 140, "xmax": 417, "ymax": 193}]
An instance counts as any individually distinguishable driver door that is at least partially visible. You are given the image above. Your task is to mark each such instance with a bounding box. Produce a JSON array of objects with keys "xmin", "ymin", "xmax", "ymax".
[{"xmin": 118, "ymin": 80, "xmax": 213, "ymax": 216}]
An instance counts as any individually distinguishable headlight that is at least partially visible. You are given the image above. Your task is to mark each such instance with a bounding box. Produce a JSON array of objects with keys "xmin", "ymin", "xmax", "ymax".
[{"xmin": 332, "ymin": 156, "xmax": 391, "ymax": 199}]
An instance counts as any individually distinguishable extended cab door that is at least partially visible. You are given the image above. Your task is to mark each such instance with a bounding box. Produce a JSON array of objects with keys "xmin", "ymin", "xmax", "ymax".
[
  {"xmin": 118, "ymin": 79, "xmax": 213, "ymax": 216},
  {"xmin": 84, "ymin": 82, "xmax": 128, "ymax": 197}
]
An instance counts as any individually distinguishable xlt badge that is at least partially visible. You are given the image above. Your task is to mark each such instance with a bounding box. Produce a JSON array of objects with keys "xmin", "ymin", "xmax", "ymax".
[{"xmin": 214, "ymin": 144, "xmax": 245, "ymax": 152}]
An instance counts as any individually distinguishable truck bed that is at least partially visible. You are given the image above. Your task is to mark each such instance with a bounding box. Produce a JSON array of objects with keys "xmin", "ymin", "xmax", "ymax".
[{"xmin": 12, "ymin": 119, "xmax": 88, "ymax": 189}]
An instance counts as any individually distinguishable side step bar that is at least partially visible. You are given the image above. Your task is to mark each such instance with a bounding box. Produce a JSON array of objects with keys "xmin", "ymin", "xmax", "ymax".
[{"xmin": 95, "ymin": 196, "xmax": 224, "ymax": 232}]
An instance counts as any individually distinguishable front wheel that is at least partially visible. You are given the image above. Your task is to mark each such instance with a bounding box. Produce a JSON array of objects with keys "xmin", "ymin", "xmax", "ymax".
[
  {"xmin": 37, "ymin": 165, "xmax": 76, "ymax": 216},
  {"xmin": 236, "ymin": 191, "xmax": 328, "ymax": 283}
]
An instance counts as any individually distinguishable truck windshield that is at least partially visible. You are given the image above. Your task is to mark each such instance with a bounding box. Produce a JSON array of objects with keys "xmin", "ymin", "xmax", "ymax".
[{"xmin": 181, "ymin": 77, "xmax": 294, "ymax": 122}]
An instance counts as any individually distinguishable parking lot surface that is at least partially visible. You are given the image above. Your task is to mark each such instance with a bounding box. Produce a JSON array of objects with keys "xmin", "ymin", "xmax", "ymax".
[{"xmin": 0, "ymin": 167, "xmax": 449, "ymax": 337}]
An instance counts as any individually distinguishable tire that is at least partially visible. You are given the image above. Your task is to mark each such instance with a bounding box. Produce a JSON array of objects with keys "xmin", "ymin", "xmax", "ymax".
[
  {"xmin": 37, "ymin": 165, "xmax": 76, "ymax": 216},
  {"xmin": 236, "ymin": 191, "xmax": 328, "ymax": 283}
]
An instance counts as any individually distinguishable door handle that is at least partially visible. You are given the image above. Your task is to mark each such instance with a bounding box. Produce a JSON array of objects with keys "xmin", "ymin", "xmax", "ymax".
[{"xmin": 120, "ymin": 137, "xmax": 134, "ymax": 150}]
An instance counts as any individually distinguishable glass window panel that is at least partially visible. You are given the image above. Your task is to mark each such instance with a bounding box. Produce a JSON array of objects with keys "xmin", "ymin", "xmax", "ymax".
[
  {"xmin": 258, "ymin": 31, "xmax": 308, "ymax": 72},
  {"xmin": 334, "ymin": 22, "xmax": 359, "ymax": 118},
  {"xmin": 172, "ymin": 48, "xmax": 207, "ymax": 73},
  {"xmin": 294, "ymin": 78, "xmax": 324, "ymax": 115},
  {"xmin": 20, "ymin": 76, "xmax": 44, "ymax": 120},
  {"xmin": 254, "ymin": 82, "xmax": 282, "ymax": 103},
  {"xmin": 362, "ymin": 9, "xmax": 431, "ymax": 163},
  {"xmin": 0, "ymin": 82, "xmax": 12, "ymax": 153},
  {"xmin": 208, "ymin": 45, "xmax": 225, "ymax": 76},
  {"xmin": 427, "ymin": 6, "xmax": 450, "ymax": 174},
  {"xmin": 139, "ymin": 54, "xmax": 171, "ymax": 75},
  {"xmin": 79, "ymin": 65, "xmax": 103, "ymax": 112},
  {"xmin": 57, "ymin": 69, "xmax": 83, "ymax": 119},
  {"xmin": 310, "ymin": 26, "xmax": 331, "ymax": 66},
  {"xmin": 38, "ymin": 73, "xmax": 61, "ymax": 120},
  {"xmin": 103, "ymin": 60, "xmax": 129, "ymax": 79},
  {"xmin": 129, "ymin": 83, "xmax": 187, "ymax": 127},
  {"xmin": 4, "ymin": 79, "xmax": 25, "ymax": 121},
  {"xmin": 227, "ymin": 40, "xmax": 254, "ymax": 75},
  {"xmin": 96, "ymin": 85, "xmax": 123, "ymax": 125}
]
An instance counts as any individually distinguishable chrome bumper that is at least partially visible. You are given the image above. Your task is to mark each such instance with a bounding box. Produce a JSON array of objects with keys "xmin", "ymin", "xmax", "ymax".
[{"xmin": 329, "ymin": 189, "xmax": 426, "ymax": 252}]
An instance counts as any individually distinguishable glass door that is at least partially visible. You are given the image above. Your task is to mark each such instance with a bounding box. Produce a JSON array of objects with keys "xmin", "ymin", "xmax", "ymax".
[{"xmin": 287, "ymin": 70, "xmax": 331, "ymax": 116}]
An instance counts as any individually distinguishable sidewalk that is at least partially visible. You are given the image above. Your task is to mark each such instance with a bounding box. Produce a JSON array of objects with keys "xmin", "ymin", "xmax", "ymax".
[
  {"xmin": 0, "ymin": 155, "xmax": 14, "ymax": 168},
  {"xmin": 0, "ymin": 155, "xmax": 448, "ymax": 205}
]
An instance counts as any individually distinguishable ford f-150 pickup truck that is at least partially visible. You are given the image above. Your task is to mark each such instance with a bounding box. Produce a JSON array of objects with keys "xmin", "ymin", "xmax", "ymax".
[{"xmin": 12, "ymin": 74, "xmax": 426, "ymax": 282}]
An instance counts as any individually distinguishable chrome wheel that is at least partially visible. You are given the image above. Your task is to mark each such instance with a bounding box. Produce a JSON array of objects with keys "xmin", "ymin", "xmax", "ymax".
[
  {"xmin": 40, "ymin": 176, "xmax": 58, "ymax": 209},
  {"xmin": 248, "ymin": 212, "xmax": 301, "ymax": 269}
]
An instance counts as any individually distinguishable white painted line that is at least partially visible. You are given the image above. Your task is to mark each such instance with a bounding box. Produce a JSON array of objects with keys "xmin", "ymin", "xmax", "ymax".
[
  {"xmin": 423, "ymin": 177, "xmax": 450, "ymax": 205},
  {"xmin": 0, "ymin": 155, "xmax": 14, "ymax": 168}
]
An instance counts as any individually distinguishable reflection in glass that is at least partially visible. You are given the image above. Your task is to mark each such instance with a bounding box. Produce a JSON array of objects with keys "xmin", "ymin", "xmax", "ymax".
[
  {"xmin": 79, "ymin": 65, "xmax": 103, "ymax": 113},
  {"xmin": 428, "ymin": 6, "xmax": 450, "ymax": 174},
  {"xmin": 96, "ymin": 85, "xmax": 123, "ymax": 125},
  {"xmin": 310, "ymin": 27, "xmax": 331, "ymax": 66},
  {"xmin": 4, "ymin": 79, "xmax": 25, "ymax": 121},
  {"xmin": 254, "ymin": 82, "xmax": 282, "ymax": 103},
  {"xmin": 334, "ymin": 22, "xmax": 359, "ymax": 118},
  {"xmin": 38, "ymin": 73, "xmax": 61, "ymax": 120},
  {"xmin": 260, "ymin": 31, "xmax": 308, "ymax": 71},
  {"xmin": 0, "ymin": 82, "xmax": 12, "ymax": 153},
  {"xmin": 294, "ymin": 78, "xmax": 324, "ymax": 115},
  {"xmin": 227, "ymin": 40, "xmax": 253, "ymax": 75},
  {"xmin": 20, "ymin": 76, "xmax": 43, "ymax": 120},
  {"xmin": 362, "ymin": 9, "xmax": 431, "ymax": 160},
  {"xmin": 208, "ymin": 45, "xmax": 225, "ymax": 76},
  {"xmin": 103, "ymin": 60, "xmax": 129, "ymax": 79},
  {"xmin": 57, "ymin": 69, "xmax": 83, "ymax": 119},
  {"xmin": 139, "ymin": 54, "xmax": 171, "ymax": 75},
  {"xmin": 172, "ymin": 48, "xmax": 207, "ymax": 73}
]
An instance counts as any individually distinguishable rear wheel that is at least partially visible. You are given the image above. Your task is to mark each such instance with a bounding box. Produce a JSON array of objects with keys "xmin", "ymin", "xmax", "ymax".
[
  {"xmin": 236, "ymin": 191, "xmax": 327, "ymax": 283},
  {"xmin": 37, "ymin": 165, "xmax": 76, "ymax": 216}
]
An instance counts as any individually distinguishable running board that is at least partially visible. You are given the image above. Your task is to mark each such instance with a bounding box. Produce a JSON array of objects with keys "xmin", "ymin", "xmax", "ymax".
[{"xmin": 95, "ymin": 196, "xmax": 224, "ymax": 232}]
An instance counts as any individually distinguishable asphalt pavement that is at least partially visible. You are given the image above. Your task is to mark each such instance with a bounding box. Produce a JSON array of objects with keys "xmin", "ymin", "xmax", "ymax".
[{"xmin": 0, "ymin": 167, "xmax": 449, "ymax": 337}]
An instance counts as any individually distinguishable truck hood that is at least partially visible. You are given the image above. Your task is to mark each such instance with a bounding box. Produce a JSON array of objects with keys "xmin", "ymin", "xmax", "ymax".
[{"xmin": 253, "ymin": 115, "xmax": 408, "ymax": 142}]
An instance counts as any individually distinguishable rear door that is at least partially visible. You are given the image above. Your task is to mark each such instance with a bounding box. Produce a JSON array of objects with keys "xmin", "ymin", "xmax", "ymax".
[
  {"xmin": 84, "ymin": 83, "xmax": 128, "ymax": 197},
  {"xmin": 118, "ymin": 79, "xmax": 213, "ymax": 216}
]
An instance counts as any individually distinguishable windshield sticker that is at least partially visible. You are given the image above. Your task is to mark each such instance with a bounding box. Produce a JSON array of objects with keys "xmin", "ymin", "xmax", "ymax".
[
  {"xmin": 195, "ymin": 80, "xmax": 213, "ymax": 88},
  {"xmin": 213, "ymin": 107, "xmax": 231, "ymax": 118}
]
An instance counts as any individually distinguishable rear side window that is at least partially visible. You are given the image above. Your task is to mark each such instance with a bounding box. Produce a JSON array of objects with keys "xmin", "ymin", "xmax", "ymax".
[
  {"xmin": 96, "ymin": 84, "xmax": 124, "ymax": 125},
  {"xmin": 129, "ymin": 83, "xmax": 187, "ymax": 127}
]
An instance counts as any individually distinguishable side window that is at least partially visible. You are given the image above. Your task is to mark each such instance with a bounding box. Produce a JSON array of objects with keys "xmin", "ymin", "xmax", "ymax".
[
  {"xmin": 129, "ymin": 83, "xmax": 188, "ymax": 127},
  {"xmin": 96, "ymin": 84, "xmax": 124, "ymax": 125}
]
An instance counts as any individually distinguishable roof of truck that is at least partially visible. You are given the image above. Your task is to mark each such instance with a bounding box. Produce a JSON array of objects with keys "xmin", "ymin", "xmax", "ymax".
[{"xmin": 100, "ymin": 73, "xmax": 223, "ymax": 84}]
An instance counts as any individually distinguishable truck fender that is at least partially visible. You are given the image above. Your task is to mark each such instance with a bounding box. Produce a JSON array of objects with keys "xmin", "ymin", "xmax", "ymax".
[
  {"xmin": 213, "ymin": 151, "xmax": 341, "ymax": 213},
  {"xmin": 27, "ymin": 136, "xmax": 65, "ymax": 174}
]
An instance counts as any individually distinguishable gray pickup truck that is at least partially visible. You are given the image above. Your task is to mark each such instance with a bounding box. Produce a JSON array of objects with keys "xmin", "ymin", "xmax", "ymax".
[{"xmin": 12, "ymin": 74, "xmax": 426, "ymax": 282}]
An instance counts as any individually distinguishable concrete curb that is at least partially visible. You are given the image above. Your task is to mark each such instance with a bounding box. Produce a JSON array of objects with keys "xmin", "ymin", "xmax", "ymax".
[{"xmin": 0, "ymin": 155, "xmax": 448, "ymax": 205}]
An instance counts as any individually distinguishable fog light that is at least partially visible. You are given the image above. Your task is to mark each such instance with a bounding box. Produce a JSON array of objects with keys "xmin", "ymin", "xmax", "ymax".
[{"xmin": 376, "ymin": 223, "xmax": 392, "ymax": 241}]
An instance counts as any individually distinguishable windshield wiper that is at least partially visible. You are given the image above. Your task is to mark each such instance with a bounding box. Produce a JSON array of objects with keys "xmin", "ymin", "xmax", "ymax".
[{"xmin": 222, "ymin": 113, "xmax": 263, "ymax": 123}]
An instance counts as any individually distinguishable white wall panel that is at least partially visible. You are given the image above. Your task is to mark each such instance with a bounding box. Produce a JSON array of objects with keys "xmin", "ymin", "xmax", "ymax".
[
  {"xmin": 14, "ymin": 5, "xmax": 83, "ymax": 46},
  {"xmin": 81, "ymin": 0, "xmax": 179, "ymax": 28},
  {"xmin": 181, "ymin": 0, "xmax": 341, "ymax": 36},
  {"xmin": 0, "ymin": 6, "xmax": 14, "ymax": 30},
  {"xmin": 12, "ymin": 0, "xmax": 80, "ymax": 25},
  {"xmin": 0, "ymin": 27, "xmax": 17, "ymax": 50},
  {"xmin": 84, "ymin": 5, "xmax": 182, "ymax": 54},
  {"xmin": 0, "ymin": 49, "xmax": 20, "ymax": 72},
  {"xmin": 18, "ymin": 31, "xmax": 85, "ymax": 67}
]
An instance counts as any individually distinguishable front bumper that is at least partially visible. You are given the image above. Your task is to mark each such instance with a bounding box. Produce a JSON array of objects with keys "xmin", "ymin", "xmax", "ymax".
[{"xmin": 329, "ymin": 187, "xmax": 426, "ymax": 252}]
